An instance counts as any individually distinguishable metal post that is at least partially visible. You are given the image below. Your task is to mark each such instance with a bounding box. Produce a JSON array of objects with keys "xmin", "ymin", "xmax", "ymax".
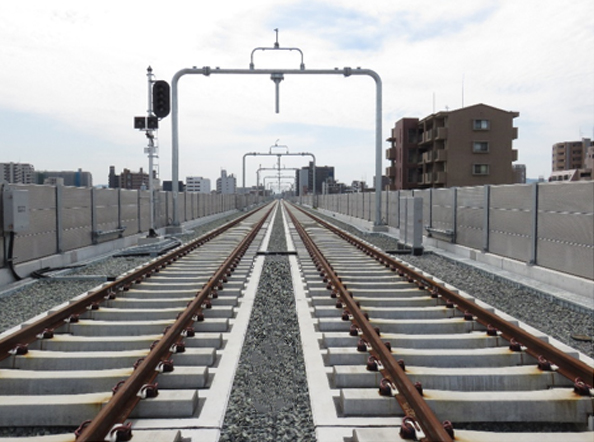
[
  {"xmin": 55, "ymin": 184, "xmax": 63, "ymax": 254},
  {"xmin": 529, "ymin": 182, "xmax": 539, "ymax": 265},
  {"xmin": 452, "ymin": 188, "xmax": 458, "ymax": 243},
  {"xmin": 483, "ymin": 185, "xmax": 491, "ymax": 252},
  {"xmin": 91, "ymin": 187, "xmax": 97, "ymax": 245}
]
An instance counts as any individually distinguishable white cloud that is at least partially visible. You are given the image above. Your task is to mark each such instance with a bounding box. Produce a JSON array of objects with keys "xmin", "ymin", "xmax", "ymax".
[{"xmin": 0, "ymin": 0, "xmax": 592, "ymax": 186}]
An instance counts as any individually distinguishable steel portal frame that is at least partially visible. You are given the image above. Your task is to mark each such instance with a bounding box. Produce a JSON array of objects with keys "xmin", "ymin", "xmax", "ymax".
[{"xmin": 170, "ymin": 66, "xmax": 383, "ymax": 227}]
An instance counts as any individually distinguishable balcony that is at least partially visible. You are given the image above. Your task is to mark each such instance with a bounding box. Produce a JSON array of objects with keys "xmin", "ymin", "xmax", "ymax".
[
  {"xmin": 422, "ymin": 151, "xmax": 434, "ymax": 163},
  {"xmin": 512, "ymin": 149, "xmax": 518, "ymax": 162},
  {"xmin": 386, "ymin": 166, "xmax": 396, "ymax": 177},
  {"xmin": 420, "ymin": 129, "xmax": 435, "ymax": 144},
  {"xmin": 436, "ymin": 127, "xmax": 448, "ymax": 139},
  {"xmin": 434, "ymin": 171, "xmax": 446, "ymax": 184},
  {"xmin": 386, "ymin": 147, "xmax": 397, "ymax": 160},
  {"xmin": 435, "ymin": 149, "xmax": 447, "ymax": 162},
  {"xmin": 422, "ymin": 172, "xmax": 433, "ymax": 185}
]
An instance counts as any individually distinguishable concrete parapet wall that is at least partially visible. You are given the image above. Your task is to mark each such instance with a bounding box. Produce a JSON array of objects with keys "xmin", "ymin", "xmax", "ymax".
[
  {"xmin": 301, "ymin": 181, "xmax": 593, "ymax": 282},
  {"xmin": 0, "ymin": 183, "xmax": 259, "ymax": 269}
]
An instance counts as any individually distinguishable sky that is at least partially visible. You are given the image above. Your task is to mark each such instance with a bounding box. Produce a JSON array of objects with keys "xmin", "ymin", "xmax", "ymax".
[{"xmin": 1, "ymin": 0, "xmax": 593, "ymax": 188}]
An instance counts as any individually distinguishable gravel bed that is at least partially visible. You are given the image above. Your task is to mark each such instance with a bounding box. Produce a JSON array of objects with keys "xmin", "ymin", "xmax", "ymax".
[
  {"xmin": 310, "ymin": 209, "xmax": 594, "ymax": 360},
  {"xmin": 0, "ymin": 211, "xmax": 249, "ymax": 438},
  {"xmin": 219, "ymin": 209, "xmax": 315, "ymax": 441},
  {"xmin": 308, "ymin": 209, "xmax": 594, "ymax": 361},
  {"xmin": 0, "ymin": 211, "xmax": 245, "ymax": 335}
]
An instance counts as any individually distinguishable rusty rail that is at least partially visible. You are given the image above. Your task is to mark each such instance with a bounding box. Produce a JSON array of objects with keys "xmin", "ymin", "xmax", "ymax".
[
  {"xmin": 293, "ymin": 205, "xmax": 593, "ymax": 387},
  {"xmin": 289, "ymin": 201, "xmax": 594, "ymax": 439},
  {"xmin": 0, "ymin": 207, "xmax": 263, "ymax": 362},
  {"xmin": 76, "ymin": 204, "xmax": 274, "ymax": 441},
  {"xmin": 286, "ymin": 204, "xmax": 454, "ymax": 442}
]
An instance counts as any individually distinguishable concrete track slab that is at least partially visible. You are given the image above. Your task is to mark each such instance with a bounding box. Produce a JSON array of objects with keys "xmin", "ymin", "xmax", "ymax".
[
  {"xmin": 321, "ymin": 331, "xmax": 508, "ymax": 349},
  {"xmin": 0, "ymin": 366, "xmax": 208, "ymax": 394},
  {"xmin": 0, "ymin": 430, "xmax": 182, "ymax": 442},
  {"xmin": 332, "ymin": 365, "xmax": 574, "ymax": 391},
  {"xmin": 326, "ymin": 346, "xmax": 534, "ymax": 367},
  {"xmin": 352, "ymin": 427, "xmax": 594, "ymax": 442},
  {"xmin": 0, "ymin": 390, "xmax": 197, "ymax": 426}
]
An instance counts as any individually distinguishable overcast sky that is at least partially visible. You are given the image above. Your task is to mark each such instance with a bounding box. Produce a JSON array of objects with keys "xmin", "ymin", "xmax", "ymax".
[{"xmin": 1, "ymin": 1, "xmax": 593, "ymax": 188}]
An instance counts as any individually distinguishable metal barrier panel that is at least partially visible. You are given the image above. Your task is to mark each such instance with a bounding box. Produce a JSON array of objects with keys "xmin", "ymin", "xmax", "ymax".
[
  {"xmin": 138, "ymin": 190, "xmax": 150, "ymax": 233},
  {"xmin": 388, "ymin": 191, "xmax": 400, "ymax": 228},
  {"xmin": 120, "ymin": 190, "xmax": 139, "ymax": 237},
  {"xmin": 431, "ymin": 188, "xmax": 454, "ymax": 232},
  {"xmin": 13, "ymin": 184, "xmax": 57, "ymax": 262},
  {"xmin": 155, "ymin": 191, "xmax": 166, "ymax": 228},
  {"xmin": 95, "ymin": 188, "xmax": 119, "ymax": 233},
  {"xmin": 62, "ymin": 187, "xmax": 93, "ymax": 251},
  {"xmin": 489, "ymin": 184, "xmax": 532, "ymax": 262},
  {"xmin": 537, "ymin": 182, "xmax": 594, "ymax": 279},
  {"xmin": 457, "ymin": 186, "xmax": 484, "ymax": 249}
]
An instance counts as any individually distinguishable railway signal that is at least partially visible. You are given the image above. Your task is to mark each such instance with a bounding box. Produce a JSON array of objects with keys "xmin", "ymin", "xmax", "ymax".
[{"xmin": 152, "ymin": 80, "xmax": 170, "ymax": 118}]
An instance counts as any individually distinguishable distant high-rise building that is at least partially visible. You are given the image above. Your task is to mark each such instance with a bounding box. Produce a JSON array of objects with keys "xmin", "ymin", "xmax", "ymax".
[
  {"xmin": 186, "ymin": 176, "xmax": 211, "ymax": 193},
  {"xmin": 512, "ymin": 164, "xmax": 527, "ymax": 184},
  {"xmin": 549, "ymin": 138, "xmax": 593, "ymax": 182},
  {"xmin": 216, "ymin": 170, "xmax": 236, "ymax": 194},
  {"xmin": 34, "ymin": 168, "xmax": 92, "ymax": 187},
  {"xmin": 108, "ymin": 166, "xmax": 120, "ymax": 189},
  {"xmin": 108, "ymin": 166, "xmax": 157, "ymax": 190},
  {"xmin": 295, "ymin": 162, "xmax": 334, "ymax": 196},
  {"xmin": 0, "ymin": 162, "xmax": 35, "ymax": 184},
  {"xmin": 386, "ymin": 103, "xmax": 519, "ymax": 189}
]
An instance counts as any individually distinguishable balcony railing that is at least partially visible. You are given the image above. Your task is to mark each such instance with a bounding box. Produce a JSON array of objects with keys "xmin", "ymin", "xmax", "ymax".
[
  {"xmin": 436, "ymin": 127, "xmax": 448, "ymax": 139},
  {"xmin": 386, "ymin": 147, "xmax": 396, "ymax": 160},
  {"xmin": 435, "ymin": 149, "xmax": 447, "ymax": 162}
]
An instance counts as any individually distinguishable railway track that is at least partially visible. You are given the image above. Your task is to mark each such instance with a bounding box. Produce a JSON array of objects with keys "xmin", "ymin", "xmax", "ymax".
[
  {"xmin": 284, "ymin": 201, "xmax": 593, "ymax": 441},
  {"xmin": 0, "ymin": 200, "xmax": 592, "ymax": 441}
]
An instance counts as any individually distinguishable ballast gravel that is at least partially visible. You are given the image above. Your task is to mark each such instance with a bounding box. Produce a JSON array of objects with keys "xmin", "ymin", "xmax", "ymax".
[
  {"xmin": 219, "ymin": 208, "xmax": 315, "ymax": 441},
  {"xmin": 312, "ymin": 210, "xmax": 594, "ymax": 359},
  {"xmin": 0, "ymin": 212, "xmax": 244, "ymax": 334}
]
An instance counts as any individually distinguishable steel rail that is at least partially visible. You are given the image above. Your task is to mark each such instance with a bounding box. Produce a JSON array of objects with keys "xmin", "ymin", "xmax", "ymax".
[
  {"xmin": 77, "ymin": 204, "xmax": 274, "ymax": 441},
  {"xmin": 285, "ymin": 204, "xmax": 454, "ymax": 442},
  {"xmin": 0, "ymin": 206, "xmax": 262, "ymax": 362},
  {"xmin": 292, "ymin": 203, "xmax": 594, "ymax": 388}
]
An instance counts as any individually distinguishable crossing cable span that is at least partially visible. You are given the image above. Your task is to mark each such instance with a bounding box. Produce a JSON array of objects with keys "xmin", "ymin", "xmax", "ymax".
[
  {"xmin": 286, "ymin": 204, "xmax": 454, "ymax": 442},
  {"xmin": 76, "ymin": 203, "xmax": 275, "ymax": 441},
  {"xmin": 290, "ymin": 203, "xmax": 594, "ymax": 398}
]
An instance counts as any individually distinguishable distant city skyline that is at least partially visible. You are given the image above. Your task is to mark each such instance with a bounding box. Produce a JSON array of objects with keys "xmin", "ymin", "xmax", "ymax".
[{"xmin": 1, "ymin": 1, "xmax": 592, "ymax": 186}]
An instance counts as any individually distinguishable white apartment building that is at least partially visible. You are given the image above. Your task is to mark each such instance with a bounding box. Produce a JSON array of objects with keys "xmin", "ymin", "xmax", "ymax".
[
  {"xmin": 216, "ymin": 169, "xmax": 236, "ymax": 194},
  {"xmin": 1, "ymin": 162, "xmax": 35, "ymax": 184},
  {"xmin": 186, "ymin": 176, "xmax": 211, "ymax": 193}
]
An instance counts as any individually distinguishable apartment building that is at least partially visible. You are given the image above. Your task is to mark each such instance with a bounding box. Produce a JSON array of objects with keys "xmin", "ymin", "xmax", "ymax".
[
  {"xmin": 295, "ymin": 162, "xmax": 335, "ymax": 196},
  {"xmin": 549, "ymin": 138, "xmax": 593, "ymax": 182},
  {"xmin": 216, "ymin": 170, "xmax": 236, "ymax": 194},
  {"xmin": 0, "ymin": 162, "xmax": 35, "ymax": 184},
  {"xmin": 386, "ymin": 103, "xmax": 519, "ymax": 189},
  {"xmin": 186, "ymin": 176, "xmax": 211, "ymax": 193},
  {"xmin": 108, "ymin": 166, "xmax": 156, "ymax": 190},
  {"xmin": 35, "ymin": 169, "xmax": 93, "ymax": 187}
]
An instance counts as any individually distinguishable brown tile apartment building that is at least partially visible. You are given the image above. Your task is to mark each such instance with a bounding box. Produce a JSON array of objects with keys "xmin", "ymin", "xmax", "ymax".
[
  {"xmin": 549, "ymin": 138, "xmax": 593, "ymax": 182},
  {"xmin": 386, "ymin": 103, "xmax": 519, "ymax": 190}
]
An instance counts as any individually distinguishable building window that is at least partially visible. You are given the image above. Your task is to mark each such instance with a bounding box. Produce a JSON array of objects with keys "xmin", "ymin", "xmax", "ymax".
[
  {"xmin": 473, "ymin": 119, "xmax": 490, "ymax": 130},
  {"xmin": 473, "ymin": 141, "xmax": 489, "ymax": 153},
  {"xmin": 473, "ymin": 164, "xmax": 490, "ymax": 175}
]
